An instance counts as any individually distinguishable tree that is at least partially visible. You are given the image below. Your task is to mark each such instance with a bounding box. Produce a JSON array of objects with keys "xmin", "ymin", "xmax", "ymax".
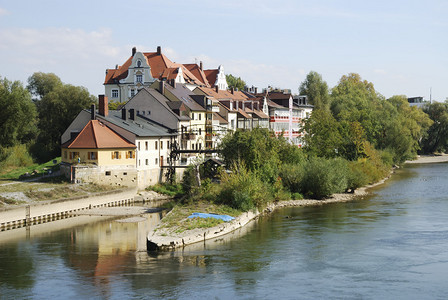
[
  {"xmin": 27, "ymin": 72, "xmax": 62, "ymax": 101},
  {"xmin": 226, "ymin": 74, "xmax": 246, "ymax": 91},
  {"xmin": 299, "ymin": 71, "xmax": 330, "ymax": 110},
  {"xmin": 0, "ymin": 77, "xmax": 37, "ymax": 148},
  {"xmin": 34, "ymin": 84, "xmax": 96, "ymax": 161},
  {"xmin": 303, "ymin": 109, "xmax": 342, "ymax": 158},
  {"xmin": 421, "ymin": 101, "xmax": 448, "ymax": 153}
]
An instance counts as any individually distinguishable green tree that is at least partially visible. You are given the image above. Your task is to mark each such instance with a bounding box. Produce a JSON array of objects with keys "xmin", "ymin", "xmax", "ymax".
[
  {"xmin": 303, "ymin": 109, "xmax": 342, "ymax": 158},
  {"xmin": 421, "ymin": 101, "xmax": 448, "ymax": 153},
  {"xmin": 299, "ymin": 71, "xmax": 330, "ymax": 110},
  {"xmin": 33, "ymin": 84, "xmax": 96, "ymax": 161},
  {"xmin": 27, "ymin": 72, "xmax": 62, "ymax": 101},
  {"xmin": 225, "ymin": 74, "xmax": 246, "ymax": 91},
  {"xmin": 0, "ymin": 77, "xmax": 37, "ymax": 147}
]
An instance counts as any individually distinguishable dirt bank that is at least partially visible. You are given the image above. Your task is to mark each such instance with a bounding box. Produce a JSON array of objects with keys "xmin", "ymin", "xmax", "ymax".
[{"xmin": 405, "ymin": 154, "xmax": 448, "ymax": 164}]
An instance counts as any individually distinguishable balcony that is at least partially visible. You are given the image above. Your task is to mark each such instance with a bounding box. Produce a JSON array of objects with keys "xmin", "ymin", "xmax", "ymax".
[{"xmin": 182, "ymin": 133, "xmax": 196, "ymax": 140}]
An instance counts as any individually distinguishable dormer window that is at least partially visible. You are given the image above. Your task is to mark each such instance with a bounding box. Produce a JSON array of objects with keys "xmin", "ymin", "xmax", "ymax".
[{"xmin": 136, "ymin": 60, "xmax": 142, "ymax": 68}]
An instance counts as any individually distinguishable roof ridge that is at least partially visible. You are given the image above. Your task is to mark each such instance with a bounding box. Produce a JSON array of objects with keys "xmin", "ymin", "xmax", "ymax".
[{"xmin": 91, "ymin": 120, "xmax": 99, "ymax": 148}]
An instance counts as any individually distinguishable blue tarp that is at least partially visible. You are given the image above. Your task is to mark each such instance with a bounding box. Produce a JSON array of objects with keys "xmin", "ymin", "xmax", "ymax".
[{"xmin": 188, "ymin": 212, "xmax": 235, "ymax": 222}]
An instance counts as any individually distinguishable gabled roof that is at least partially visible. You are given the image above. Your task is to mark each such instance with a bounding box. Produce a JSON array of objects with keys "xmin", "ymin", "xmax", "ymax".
[
  {"xmin": 195, "ymin": 86, "xmax": 249, "ymax": 101},
  {"xmin": 213, "ymin": 112, "xmax": 228, "ymax": 124},
  {"xmin": 63, "ymin": 120, "xmax": 135, "ymax": 149},
  {"xmin": 163, "ymin": 81, "xmax": 206, "ymax": 112},
  {"xmin": 204, "ymin": 69, "xmax": 219, "ymax": 87},
  {"xmin": 104, "ymin": 49, "xmax": 210, "ymax": 87},
  {"xmin": 237, "ymin": 108, "xmax": 252, "ymax": 119},
  {"xmin": 183, "ymin": 64, "xmax": 210, "ymax": 86},
  {"xmin": 252, "ymin": 109, "xmax": 269, "ymax": 119},
  {"xmin": 98, "ymin": 110, "xmax": 177, "ymax": 137}
]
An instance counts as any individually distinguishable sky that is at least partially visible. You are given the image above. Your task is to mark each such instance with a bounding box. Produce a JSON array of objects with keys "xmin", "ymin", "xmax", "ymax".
[{"xmin": 0, "ymin": 0, "xmax": 447, "ymax": 101}]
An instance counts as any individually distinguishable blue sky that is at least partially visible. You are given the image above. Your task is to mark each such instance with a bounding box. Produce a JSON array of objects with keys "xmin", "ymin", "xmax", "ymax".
[{"xmin": 0, "ymin": 0, "xmax": 447, "ymax": 100}]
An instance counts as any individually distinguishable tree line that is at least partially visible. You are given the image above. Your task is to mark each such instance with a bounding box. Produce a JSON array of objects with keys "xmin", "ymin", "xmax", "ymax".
[{"xmin": 0, "ymin": 73, "xmax": 96, "ymax": 169}]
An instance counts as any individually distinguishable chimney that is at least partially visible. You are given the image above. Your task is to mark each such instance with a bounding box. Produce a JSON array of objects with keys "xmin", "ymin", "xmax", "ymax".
[
  {"xmin": 90, "ymin": 104, "xmax": 96, "ymax": 120},
  {"xmin": 157, "ymin": 46, "xmax": 161, "ymax": 55},
  {"xmin": 251, "ymin": 101, "xmax": 254, "ymax": 110},
  {"xmin": 159, "ymin": 80, "xmax": 165, "ymax": 95},
  {"xmin": 121, "ymin": 108, "xmax": 127, "ymax": 120},
  {"xmin": 255, "ymin": 87, "xmax": 258, "ymax": 94},
  {"xmin": 200, "ymin": 61, "xmax": 203, "ymax": 71},
  {"xmin": 98, "ymin": 95, "xmax": 108, "ymax": 117},
  {"xmin": 231, "ymin": 87, "xmax": 234, "ymax": 94},
  {"xmin": 215, "ymin": 85, "xmax": 219, "ymax": 93},
  {"xmin": 171, "ymin": 79, "xmax": 176, "ymax": 88},
  {"xmin": 132, "ymin": 47, "xmax": 136, "ymax": 56},
  {"xmin": 129, "ymin": 108, "xmax": 135, "ymax": 120}
]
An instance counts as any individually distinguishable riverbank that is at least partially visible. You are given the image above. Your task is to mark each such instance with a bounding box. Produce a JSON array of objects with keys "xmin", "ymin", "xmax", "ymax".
[
  {"xmin": 405, "ymin": 154, "xmax": 448, "ymax": 164},
  {"xmin": 147, "ymin": 171, "xmax": 392, "ymax": 251}
]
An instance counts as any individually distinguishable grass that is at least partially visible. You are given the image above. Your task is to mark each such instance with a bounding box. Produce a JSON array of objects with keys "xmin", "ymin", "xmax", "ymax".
[
  {"xmin": 158, "ymin": 201, "xmax": 242, "ymax": 233},
  {"xmin": 146, "ymin": 183, "xmax": 183, "ymax": 198},
  {"xmin": 0, "ymin": 157, "xmax": 61, "ymax": 180}
]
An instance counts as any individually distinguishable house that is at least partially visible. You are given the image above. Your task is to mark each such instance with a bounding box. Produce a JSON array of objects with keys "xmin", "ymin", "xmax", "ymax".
[
  {"xmin": 61, "ymin": 96, "xmax": 177, "ymax": 188},
  {"xmin": 104, "ymin": 46, "xmax": 229, "ymax": 103},
  {"xmin": 61, "ymin": 119, "xmax": 137, "ymax": 186}
]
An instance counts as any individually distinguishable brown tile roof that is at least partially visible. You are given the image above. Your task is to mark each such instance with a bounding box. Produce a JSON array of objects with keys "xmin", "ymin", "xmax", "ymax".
[
  {"xmin": 204, "ymin": 69, "xmax": 218, "ymax": 86},
  {"xmin": 104, "ymin": 49, "xmax": 210, "ymax": 87},
  {"xmin": 63, "ymin": 120, "xmax": 135, "ymax": 149},
  {"xmin": 237, "ymin": 108, "xmax": 252, "ymax": 119},
  {"xmin": 195, "ymin": 86, "xmax": 250, "ymax": 101},
  {"xmin": 252, "ymin": 109, "xmax": 269, "ymax": 119},
  {"xmin": 183, "ymin": 64, "xmax": 210, "ymax": 86},
  {"xmin": 213, "ymin": 112, "xmax": 228, "ymax": 124}
]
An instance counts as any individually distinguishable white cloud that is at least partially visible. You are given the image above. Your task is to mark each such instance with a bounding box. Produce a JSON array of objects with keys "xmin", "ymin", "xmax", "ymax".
[
  {"xmin": 0, "ymin": 27, "xmax": 126, "ymax": 95},
  {"xmin": 0, "ymin": 7, "xmax": 9, "ymax": 16}
]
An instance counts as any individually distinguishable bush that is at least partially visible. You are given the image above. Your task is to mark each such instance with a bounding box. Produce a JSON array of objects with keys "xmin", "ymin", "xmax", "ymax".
[
  {"xmin": 279, "ymin": 163, "xmax": 305, "ymax": 193},
  {"xmin": 0, "ymin": 144, "xmax": 34, "ymax": 169},
  {"xmin": 301, "ymin": 157, "xmax": 349, "ymax": 199},
  {"xmin": 217, "ymin": 164, "xmax": 270, "ymax": 211}
]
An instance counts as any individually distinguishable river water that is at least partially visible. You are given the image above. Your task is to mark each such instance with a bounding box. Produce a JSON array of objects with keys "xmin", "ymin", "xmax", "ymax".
[{"xmin": 1, "ymin": 163, "xmax": 448, "ymax": 299}]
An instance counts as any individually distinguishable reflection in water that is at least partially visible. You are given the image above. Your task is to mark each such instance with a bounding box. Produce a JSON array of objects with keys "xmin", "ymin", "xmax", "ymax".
[{"xmin": 2, "ymin": 163, "xmax": 448, "ymax": 298}]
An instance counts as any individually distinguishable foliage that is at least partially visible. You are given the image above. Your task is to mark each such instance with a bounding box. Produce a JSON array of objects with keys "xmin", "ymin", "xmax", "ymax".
[
  {"xmin": 217, "ymin": 163, "xmax": 270, "ymax": 211},
  {"xmin": 27, "ymin": 72, "xmax": 62, "ymax": 101},
  {"xmin": 146, "ymin": 183, "xmax": 183, "ymax": 197},
  {"xmin": 420, "ymin": 101, "xmax": 448, "ymax": 153},
  {"xmin": 303, "ymin": 109, "xmax": 342, "ymax": 158},
  {"xmin": 108, "ymin": 100, "xmax": 122, "ymax": 110},
  {"xmin": 181, "ymin": 165, "xmax": 200, "ymax": 200},
  {"xmin": 299, "ymin": 71, "xmax": 330, "ymax": 110},
  {"xmin": 0, "ymin": 156, "xmax": 61, "ymax": 180},
  {"xmin": 0, "ymin": 144, "xmax": 34, "ymax": 172},
  {"xmin": 279, "ymin": 163, "xmax": 305, "ymax": 194},
  {"xmin": 33, "ymin": 81, "xmax": 96, "ymax": 161},
  {"xmin": 226, "ymin": 74, "xmax": 246, "ymax": 91},
  {"xmin": 0, "ymin": 77, "xmax": 37, "ymax": 148},
  {"xmin": 301, "ymin": 157, "xmax": 349, "ymax": 199}
]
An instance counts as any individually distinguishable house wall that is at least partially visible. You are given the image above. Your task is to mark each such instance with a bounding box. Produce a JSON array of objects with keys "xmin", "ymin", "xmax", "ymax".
[
  {"xmin": 61, "ymin": 110, "xmax": 91, "ymax": 144},
  {"xmin": 62, "ymin": 148, "xmax": 136, "ymax": 167},
  {"xmin": 61, "ymin": 163, "xmax": 138, "ymax": 187}
]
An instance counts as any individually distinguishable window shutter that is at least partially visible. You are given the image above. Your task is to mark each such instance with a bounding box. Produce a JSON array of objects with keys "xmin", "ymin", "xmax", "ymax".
[
  {"xmin": 111, "ymin": 152, "xmax": 114, "ymax": 159},
  {"xmin": 119, "ymin": 152, "xmax": 122, "ymax": 159},
  {"xmin": 126, "ymin": 151, "xmax": 129, "ymax": 159}
]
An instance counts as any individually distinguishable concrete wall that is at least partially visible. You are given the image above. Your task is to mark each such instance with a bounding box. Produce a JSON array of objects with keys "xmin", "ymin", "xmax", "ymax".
[
  {"xmin": 0, "ymin": 188, "xmax": 137, "ymax": 229},
  {"xmin": 61, "ymin": 164, "xmax": 137, "ymax": 187}
]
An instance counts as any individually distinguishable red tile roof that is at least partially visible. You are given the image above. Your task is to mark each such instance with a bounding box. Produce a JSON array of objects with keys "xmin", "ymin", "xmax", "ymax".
[
  {"xmin": 63, "ymin": 120, "xmax": 135, "ymax": 149},
  {"xmin": 204, "ymin": 69, "xmax": 218, "ymax": 86},
  {"xmin": 183, "ymin": 64, "xmax": 210, "ymax": 86}
]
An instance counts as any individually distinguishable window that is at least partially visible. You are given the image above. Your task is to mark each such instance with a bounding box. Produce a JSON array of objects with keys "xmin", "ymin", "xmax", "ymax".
[
  {"xmin": 167, "ymin": 141, "xmax": 170, "ymax": 149},
  {"xmin": 139, "ymin": 160, "xmax": 141, "ymax": 166},
  {"xmin": 145, "ymin": 141, "xmax": 148, "ymax": 150},
  {"xmin": 199, "ymin": 128, "xmax": 202, "ymax": 135},
  {"xmin": 147, "ymin": 111, "xmax": 151, "ymax": 115},
  {"xmin": 155, "ymin": 141, "xmax": 158, "ymax": 150},
  {"xmin": 112, "ymin": 151, "xmax": 121, "ymax": 159},
  {"xmin": 105, "ymin": 171, "xmax": 111, "ymax": 176},
  {"xmin": 136, "ymin": 74, "xmax": 143, "ymax": 83},
  {"xmin": 138, "ymin": 142, "xmax": 141, "ymax": 151},
  {"xmin": 70, "ymin": 152, "xmax": 80, "ymax": 159},
  {"xmin": 130, "ymin": 89, "xmax": 135, "ymax": 97},
  {"xmin": 145, "ymin": 159, "xmax": 148, "ymax": 165},
  {"xmin": 126, "ymin": 151, "xmax": 134, "ymax": 159},
  {"xmin": 123, "ymin": 172, "xmax": 127, "ymax": 176},
  {"xmin": 155, "ymin": 158, "xmax": 158, "ymax": 165},
  {"xmin": 192, "ymin": 113, "xmax": 195, "ymax": 120},
  {"xmin": 137, "ymin": 60, "xmax": 142, "ymax": 67},
  {"xmin": 112, "ymin": 89, "xmax": 119, "ymax": 98},
  {"xmin": 88, "ymin": 152, "xmax": 97, "ymax": 160},
  {"xmin": 199, "ymin": 114, "xmax": 201, "ymax": 120},
  {"xmin": 161, "ymin": 141, "xmax": 163, "ymax": 150}
]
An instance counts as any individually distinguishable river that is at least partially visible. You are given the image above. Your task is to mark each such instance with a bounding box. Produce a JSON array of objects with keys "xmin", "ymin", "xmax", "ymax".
[{"xmin": 1, "ymin": 163, "xmax": 448, "ymax": 299}]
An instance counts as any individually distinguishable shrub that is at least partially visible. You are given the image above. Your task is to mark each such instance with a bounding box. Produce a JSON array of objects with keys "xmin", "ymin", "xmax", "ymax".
[
  {"xmin": 217, "ymin": 164, "xmax": 270, "ymax": 211},
  {"xmin": 301, "ymin": 157, "xmax": 349, "ymax": 199},
  {"xmin": 279, "ymin": 163, "xmax": 305, "ymax": 193},
  {"xmin": 0, "ymin": 144, "xmax": 33, "ymax": 169}
]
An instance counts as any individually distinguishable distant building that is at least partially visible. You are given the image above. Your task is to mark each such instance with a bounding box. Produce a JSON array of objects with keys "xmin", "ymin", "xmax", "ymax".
[{"xmin": 408, "ymin": 97, "xmax": 427, "ymax": 108}]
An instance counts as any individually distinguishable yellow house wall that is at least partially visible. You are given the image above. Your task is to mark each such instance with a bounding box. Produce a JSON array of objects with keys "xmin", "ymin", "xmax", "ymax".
[{"xmin": 62, "ymin": 148, "xmax": 136, "ymax": 167}]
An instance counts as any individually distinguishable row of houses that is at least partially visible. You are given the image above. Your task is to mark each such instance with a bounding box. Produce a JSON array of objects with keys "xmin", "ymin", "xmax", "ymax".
[{"xmin": 60, "ymin": 46, "xmax": 313, "ymax": 189}]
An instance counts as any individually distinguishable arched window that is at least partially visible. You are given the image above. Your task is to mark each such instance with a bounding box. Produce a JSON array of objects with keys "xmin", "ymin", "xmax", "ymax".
[{"xmin": 137, "ymin": 60, "xmax": 142, "ymax": 67}]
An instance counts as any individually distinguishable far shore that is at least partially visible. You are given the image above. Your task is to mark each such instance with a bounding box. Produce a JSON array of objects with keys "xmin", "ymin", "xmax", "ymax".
[{"xmin": 405, "ymin": 154, "xmax": 448, "ymax": 164}]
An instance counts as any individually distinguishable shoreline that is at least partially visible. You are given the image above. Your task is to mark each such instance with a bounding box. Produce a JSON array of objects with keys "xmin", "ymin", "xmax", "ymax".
[
  {"xmin": 147, "ymin": 171, "xmax": 392, "ymax": 251},
  {"xmin": 405, "ymin": 154, "xmax": 448, "ymax": 164}
]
